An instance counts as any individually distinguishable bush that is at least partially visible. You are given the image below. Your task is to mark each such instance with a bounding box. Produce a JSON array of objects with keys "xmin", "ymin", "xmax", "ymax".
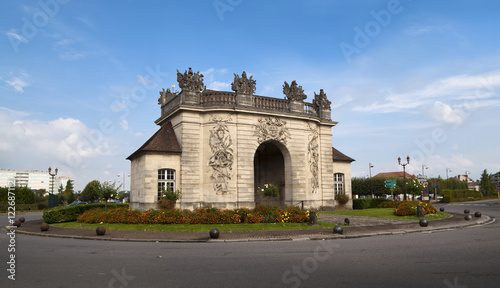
[
  {"xmin": 353, "ymin": 198, "xmax": 389, "ymax": 209},
  {"xmin": 394, "ymin": 201, "xmax": 437, "ymax": 216},
  {"xmin": 0, "ymin": 204, "xmax": 42, "ymax": 213},
  {"xmin": 353, "ymin": 199, "xmax": 370, "ymax": 210},
  {"xmin": 159, "ymin": 188, "xmax": 181, "ymax": 210},
  {"xmin": 76, "ymin": 205, "xmax": 310, "ymax": 225},
  {"xmin": 378, "ymin": 201, "xmax": 401, "ymax": 208},
  {"xmin": 43, "ymin": 203, "xmax": 129, "ymax": 224},
  {"xmin": 336, "ymin": 194, "xmax": 350, "ymax": 205},
  {"xmin": 442, "ymin": 189, "xmax": 482, "ymax": 202},
  {"xmin": 442, "ymin": 196, "xmax": 451, "ymax": 203}
]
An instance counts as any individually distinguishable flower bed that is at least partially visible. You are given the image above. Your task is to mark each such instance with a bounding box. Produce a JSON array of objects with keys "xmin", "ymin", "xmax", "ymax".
[
  {"xmin": 391, "ymin": 201, "xmax": 437, "ymax": 216},
  {"xmin": 77, "ymin": 205, "xmax": 310, "ymax": 225}
]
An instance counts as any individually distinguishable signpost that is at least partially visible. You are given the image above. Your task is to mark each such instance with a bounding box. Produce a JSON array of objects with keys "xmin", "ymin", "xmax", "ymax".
[
  {"xmin": 431, "ymin": 183, "xmax": 440, "ymax": 202},
  {"xmin": 385, "ymin": 180, "xmax": 396, "ymax": 188},
  {"xmin": 385, "ymin": 180, "xmax": 396, "ymax": 200},
  {"xmin": 496, "ymin": 184, "xmax": 500, "ymax": 204}
]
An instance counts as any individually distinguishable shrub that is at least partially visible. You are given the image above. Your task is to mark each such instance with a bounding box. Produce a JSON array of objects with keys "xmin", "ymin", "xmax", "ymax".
[
  {"xmin": 336, "ymin": 194, "xmax": 350, "ymax": 205},
  {"xmin": 442, "ymin": 189, "xmax": 482, "ymax": 202},
  {"xmin": 353, "ymin": 198, "xmax": 389, "ymax": 209},
  {"xmin": 76, "ymin": 205, "xmax": 310, "ymax": 225},
  {"xmin": 353, "ymin": 199, "xmax": 370, "ymax": 210},
  {"xmin": 43, "ymin": 203, "xmax": 129, "ymax": 224},
  {"xmin": 370, "ymin": 198, "xmax": 389, "ymax": 207},
  {"xmin": 0, "ymin": 204, "xmax": 42, "ymax": 213},
  {"xmin": 394, "ymin": 201, "xmax": 437, "ymax": 216},
  {"xmin": 258, "ymin": 184, "xmax": 279, "ymax": 198},
  {"xmin": 159, "ymin": 188, "xmax": 181, "ymax": 210},
  {"xmin": 378, "ymin": 201, "xmax": 401, "ymax": 208}
]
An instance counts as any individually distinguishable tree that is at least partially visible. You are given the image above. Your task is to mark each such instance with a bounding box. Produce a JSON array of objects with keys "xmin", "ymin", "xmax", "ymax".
[
  {"xmin": 479, "ymin": 169, "xmax": 494, "ymax": 196},
  {"xmin": 404, "ymin": 178, "xmax": 424, "ymax": 199},
  {"xmin": 61, "ymin": 180, "xmax": 75, "ymax": 204},
  {"xmin": 58, "ymin": 184, "xmax": 64, "ymax": 194},
  {"xmin": 352, "ymin": 177, "xmax": 402, "ymax": 197},
  {"xmin": 80, "ymin": 180, "xmax": 101, "ymax": 203},
  {"xmin": 15, "ymin": 186, "xmax": 35, "ymax": 204},
  {"xmin": 100, "ymin": 181, "xmax": 120, "ymax": 208}
]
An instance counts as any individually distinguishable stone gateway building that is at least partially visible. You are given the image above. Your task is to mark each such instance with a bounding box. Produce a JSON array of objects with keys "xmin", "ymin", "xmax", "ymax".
[{"xmin": 127, "ymin": 68, "xmax": 354, "ymax": 211}]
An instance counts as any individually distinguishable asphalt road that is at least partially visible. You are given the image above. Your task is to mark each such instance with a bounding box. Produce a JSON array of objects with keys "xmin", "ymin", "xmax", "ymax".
[{"xmin": 1, "ymin": 200, "xmax": 499, "ymax": 288}]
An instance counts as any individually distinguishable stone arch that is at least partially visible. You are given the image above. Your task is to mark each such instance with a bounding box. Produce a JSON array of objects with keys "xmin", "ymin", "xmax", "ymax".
[{"xmin": 253, "ymin": 140, "xmax": 292, "ymax": 206}]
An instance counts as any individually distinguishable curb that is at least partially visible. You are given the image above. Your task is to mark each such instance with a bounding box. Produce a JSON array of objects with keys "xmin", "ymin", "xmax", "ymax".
[{"xmin": 8, "ymin": 215, "xmax": 494, "ymax": 243}]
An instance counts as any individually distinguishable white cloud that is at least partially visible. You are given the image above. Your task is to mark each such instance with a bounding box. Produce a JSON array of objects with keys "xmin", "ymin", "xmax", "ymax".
[
  {"xmin": 120, "ymin": 118, "xmax": 128, "ymax": 130},
  {"xmin": 52, "ymin": 37, "xmax": 91, "ymax": 61},
  {"xmin": 0, "ymin": 108, "xmax": 112, "ymax": 170},
  {"xmin": 137, "ymin": 74, "xmax": 157, "ymax": 87},
  {"xmin": 331, "ymin": 95, "xmax": 353, "ymax": 109},
  {"xmin": 208, "ymin": 81, "xmax": 230, "ymax": 91},
  {"xmin": 201, "ymin": 68, "xmax": 229, "ymax": 84},
  {"xmin": 429, "ymin": 101, "xmax": 467, "ymax": 125},
  {"xmin": 4, "ymin": 76, "xmax": 29, "ymax": 93},
  {"xmin": 353, "ymin": 70, "xmax": 500, "ymax": 114}
]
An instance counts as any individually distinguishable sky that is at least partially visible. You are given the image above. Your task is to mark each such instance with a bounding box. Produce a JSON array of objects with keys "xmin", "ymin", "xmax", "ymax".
[{"xmin": 1, "ymin": 0, "xmax": 499, "ymax": 191}]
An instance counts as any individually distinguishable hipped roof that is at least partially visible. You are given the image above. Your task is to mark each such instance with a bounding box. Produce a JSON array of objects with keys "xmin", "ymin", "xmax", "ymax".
[
  {"xmin": 126, "ymin": 122, "xmax": 181, "ymax": 160},
  {"xmin": 332, "ymin": 147, "xmax": 355, "ymax": 162},
  {"xmin": 373, "ymin": 172, "xmax": 416, "ymax": 178}
]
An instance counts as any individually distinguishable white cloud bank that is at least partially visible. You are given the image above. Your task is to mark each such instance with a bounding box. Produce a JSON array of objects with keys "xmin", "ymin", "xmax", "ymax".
[
  {"xmin": 0, "ymin": 108, "xmax": 111, "ymax": 170},
  {"xmin": 352, "ymin": 70, "xmax": 500, "ymax": 115}
]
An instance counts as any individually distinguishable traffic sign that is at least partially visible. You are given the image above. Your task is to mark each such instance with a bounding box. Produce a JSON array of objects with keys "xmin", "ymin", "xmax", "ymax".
[
  {"xmin": 385, "ymin": 183, "xmax": 396, "ymax": 188},
  {"xmin": 432, "ymin": 184, "xmax": 440, "ymax": 187},
  {"xmin": 496, "ymin": 184, "xmax": 500, "ymax": 190},
  {"xmin": 384, "ymin": 180, "xmax": 396, "ymax": 184}
]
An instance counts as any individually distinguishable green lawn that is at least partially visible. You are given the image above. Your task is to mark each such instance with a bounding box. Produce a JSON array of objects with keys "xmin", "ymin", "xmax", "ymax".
[
  {"xmin": 320, "ymin": 208, "xmax": 450, "ymax": 221},
  {"xmin": 52, "ymin": 221, "xmax": 338, "ymax": 232}
]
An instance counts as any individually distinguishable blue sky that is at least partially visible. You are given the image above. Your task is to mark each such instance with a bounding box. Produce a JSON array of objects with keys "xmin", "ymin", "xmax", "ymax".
[{"xmin": 1, "ymin": 0, "xmax": 499, "ymax": 191}]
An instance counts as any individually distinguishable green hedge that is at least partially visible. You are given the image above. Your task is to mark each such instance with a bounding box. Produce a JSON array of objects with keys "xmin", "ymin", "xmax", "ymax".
[
  {"xmin": 353, "ymin": 198, "xmax": 389, "ymax": 209},
  {"xmin": 0, "ymin": 203, "xmax": 46, "ymax": 213},
  {"xmin": 43, "ymin": 203, "xmax": 129, "ymax": 224},
  {"xmin": 442, "ymin": 189, "xmax": 482, "ymax": 202}
]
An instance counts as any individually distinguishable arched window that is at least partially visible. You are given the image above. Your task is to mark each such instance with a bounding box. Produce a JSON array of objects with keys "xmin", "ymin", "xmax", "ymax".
[
  {"xmin": 158, "ymin": 169, "xmax": 175, "ymax": 200},
  {"xmin": 334, "ymin": 173, "xmax": 344, "ymax": 197}
]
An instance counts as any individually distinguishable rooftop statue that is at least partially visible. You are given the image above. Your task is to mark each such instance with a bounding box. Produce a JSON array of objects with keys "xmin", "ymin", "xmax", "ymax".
[
  {"xmin": 231, "ymin": 71, "xmax": 256, "ymax": 94},
  {"xmin": 313, "ymin": 89, "xmax": 331, "ymax": 109},
  {"xmin": 283, "ymin": 80, "xmax": 307, "ymax": 101},
  {"xmin": 176, "ymin": 67, "xmax": 204, "ymax": 93}
]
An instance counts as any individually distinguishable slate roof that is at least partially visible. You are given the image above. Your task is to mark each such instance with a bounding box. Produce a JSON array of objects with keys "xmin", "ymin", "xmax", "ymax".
[
  {"xmin": 332, "ymin": 147, "xmax": 355, "ymax": 162},
  {"xmin": 126, "ymin": 122, "xmax": 181, "ymax": 160},
  {"xmin": 373, "ymin": 172, "xmax": 416, "ymax": 178}
]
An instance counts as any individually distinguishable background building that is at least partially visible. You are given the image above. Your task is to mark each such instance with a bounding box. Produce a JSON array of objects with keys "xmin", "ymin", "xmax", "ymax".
[{"xmin": 0, "ymin": 169, "xmax": 74, "ymax": 194}]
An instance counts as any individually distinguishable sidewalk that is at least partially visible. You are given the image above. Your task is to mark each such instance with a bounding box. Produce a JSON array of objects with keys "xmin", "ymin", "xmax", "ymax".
[{"xmin": 10, "ymin": 212, "xmax": 494, "ymax": 243}]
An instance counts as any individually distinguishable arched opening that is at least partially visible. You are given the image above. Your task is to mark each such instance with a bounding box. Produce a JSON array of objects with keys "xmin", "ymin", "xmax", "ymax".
[{"xmin": 254, "ymin": 141, "xmax": 287, "ymax": 206}]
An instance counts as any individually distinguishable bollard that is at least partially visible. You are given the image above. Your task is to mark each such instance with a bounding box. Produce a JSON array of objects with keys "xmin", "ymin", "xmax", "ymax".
[
  {"xmin": 417, "ymin": 205, "xmax": 425, "ymax": 218},
  {"xmin": 308, "ymin": 210, "xmax": 317, "ymax": 226}
]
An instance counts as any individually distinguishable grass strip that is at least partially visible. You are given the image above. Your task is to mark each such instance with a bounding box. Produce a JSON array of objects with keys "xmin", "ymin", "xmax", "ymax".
[
  {"xmin": 52, "ymin": 221, "xmax": 338, "ymax": 232},
  {"xmin": 320, "ymin": 208, "xmax": 450, "ymax": 221}
]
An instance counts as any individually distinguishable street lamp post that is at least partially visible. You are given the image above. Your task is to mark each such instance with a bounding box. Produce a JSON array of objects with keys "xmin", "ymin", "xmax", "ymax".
[
  {"xmin": 369, "ymin": 163, "xmax": 374, "ymax": 198},
  {"xmin": 48, "ymin": 167, "xmax": 58, "ymax": 208},
  {"xmin": 446, "ymin": 168, "xmax": 452, "ymax": 189},
  {"xmin": 422, "ymin": 165, "xmax": 428, "ymax": 200},
  {"xmin": 422, "ymin": 165, "xmax": 428, "ymax": 177},
  {"xmin": 117, "ymin": 173, "xmax": 130, "ymax": 191},
  {"xmin": 117, "ymin": 173, "xmax": 130, "ymax": 202},
  {"xmin": 398, "ymin": 156, "xmax": 410, "ymax": 201}
]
